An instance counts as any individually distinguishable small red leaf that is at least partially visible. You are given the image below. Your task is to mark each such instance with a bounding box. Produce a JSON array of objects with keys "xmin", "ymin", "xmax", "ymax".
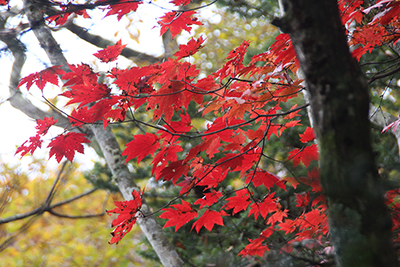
[
  {"xmin": 288, "ymin": 144, "xmax": 319, "ymax": 167},
  {"xmin": 48, "ymin": 132, "xmax": 90, "ymax": 163},
  {"xmin": 160, "ymin": 199, "xmax": 198, "ymax": 232},
  {"xmin": 94, "ymin": 40, "xmax": 127, "ymax": 63},
  {"xmin": 299, "ymin": 127, "xmax": 316, "ymax": 143},
  {"xmin": 158, "ymin": 11, "xmax": 202, "ymax": 38},
  {"xmin": 191, "ymin": 210, "xmax": 227, "ymax": 233},
  {"xmin": 174, "ymin": 36, "xmax": 205, "ymax": 59},
  {"xmin": 15, "ymin": 135, "xmax": 43, "ymax": 158},
  {"xmin": 18, "ymin": 66, "xmax": 63, "ymax": 91},
  {"xmin": 35, "ymin": 117, "xmax": 58, "ymax": 135},
  {"xmin": 224, "ymin": 189, "xmax": 251, "ymax": 215},
  {"xmin": 122, "ymin": 133, "xmax": 160, "ymax": 164},
  {"xmin": 194, "ymin": 191, "xmax": 222, "ymax": 209}
]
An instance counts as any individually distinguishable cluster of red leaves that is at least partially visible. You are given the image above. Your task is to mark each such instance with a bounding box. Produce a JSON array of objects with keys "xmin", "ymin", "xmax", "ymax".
[{"xmin": 15, "ymin": 0, "xmax": 400, "ymax": 257}]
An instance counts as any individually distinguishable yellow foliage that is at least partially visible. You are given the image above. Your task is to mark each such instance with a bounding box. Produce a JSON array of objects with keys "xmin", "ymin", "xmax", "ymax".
[{"xmin": 0, "ymin": 157, "xmax": 155, "ymax": 266}]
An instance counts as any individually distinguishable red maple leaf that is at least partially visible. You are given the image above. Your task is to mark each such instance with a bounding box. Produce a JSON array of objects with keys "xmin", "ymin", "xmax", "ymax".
[
  {"xmin": 35, "ymin": 117, "xmax": 58, "ymax": 135},
  {"xmin": 107, "ymin": 189, "xmax": 144, "ymax": 244},
  {"xmin": 249, "ymin": 194, "xmax": 278, "ymax": 220},
  {"xmin": 194, "ymin": 191, "xmax": 223, "ymax": 209},
  {"xmin": 159, "ymin": 199, "xmax": 198, "ymax": 231},
  {"xmin": 94, "ymin": 40, "xmax": 127, "ymax": 63},
  {"xmin": 224, "ymin": 189, "xmax": 251, "ymax": 215},
  {"xmin": 299, "ymin": 127, "xmax": 316, "ymax": 143},
  {"xmin": 102, "ymin": 0, "xmax": 142, "ymax": 21},
  {"xmin": 191, "ymin": 210, "xmax": 227, "ymax": 233},
  {"xmin": 245, "ymin": 170, "xmax": 285, "ymax": 190},
  {"xmin": 18, "ymin": 66, "xmax": 64, "ymax": 91},
  {"xmin": 122, "ymin": 133, "xmax": 160, "ymax": 164},
  {"xmin": 0, "ymin": 0, "xmax": 9, "ymax": 6},
  {"xmin": 288, "ymin": 144, "xmax": 319, "ymax": 168},
  {"xmin": 156, "ymin": 160, "xmax": 190, "ymax": 185},
  {"xmin": 48, "ymin": 132, "xmax": 90, "ymax": 163},
  {"xmin": 238, "ymin": 237, "xmax": 269, "ymax": 257},
  {"xmin": 15, "ymin": 135, "xmax": 43, "ymax": 158},
  {"xmin": 158, "ymin": 11, "xmax": 202, "ymax": 38},
  {"xmin": 267, "ymin": 209, "xmax": 288, "ymax": 225},
  {"xmin": 62, "ymin": 63, "xmax": 97, "ymax": 87},
  {"xmin": 174, "ymin": 36, "xmax": 206, "ymax": 59}
]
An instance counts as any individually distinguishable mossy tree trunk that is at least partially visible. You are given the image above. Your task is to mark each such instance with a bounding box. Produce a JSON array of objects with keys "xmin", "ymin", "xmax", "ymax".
[{"xmin": 273, "ymin": 1, "xmax": 398, "ymax": 266}]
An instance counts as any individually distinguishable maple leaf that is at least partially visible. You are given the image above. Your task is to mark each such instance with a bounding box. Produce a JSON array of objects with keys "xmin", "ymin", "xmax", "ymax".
[
  {"xmin": 15, "ymin": 135, "xmax": 43, "ymax": 158},
  {"xmin": 0, "ymin": 0, "xmax": 9, "ymax": 6},
  {"xmin": 238, "ymin": 237, "xmax": 269, "ymax": 257},
  {"xmin": 224, "ymin": 189, "xmax": 251, "ymax": 215},
  {"xmin": 62, "ymin": 64, "xmax": 97, "ymax": 87},
  {"xmin": 94, "ymin": 40, "xmax": 127, "ymax": 63},
  {"xmin": 194, "ymin": 191, "xmax": 222, "ymax": 209},
  {"xmin": 248, "ymin": 194, "xmax": 278, "ymax": 220},
  {"xmin": 245, "ymin": 170, "xmax": 285, "ymax": 190},
  {"xmin": 122, "ymin": 133, "xmax": 160, "ymax": 164},
  {"xmin": 295, "ymin": 192, "xmax": 310, "ymax": 208},
  {"xmin": 299, "ymin": 127, "xmax": 316, "ymax": 143},
  {"xmin": 159, "ymin": 199, "xmax": 198, "ymax": 232},
  {"xmin": 157, "ymin": 160, "xmax": 190, "ymax": 185},
  {"xmin": 174, "ymin": 36, "xmax": 205, "ymax": 60},
  {"xmin": 288, "ymin": 144, "xmax": 319, "ymax": 168},
  {"xmin": 35, "ymin": 117, "xmax": 58, "ymax": 135},
  {"xmin": 18, "ymin": 66, "xmax": 64, "ymax": 91},
  {"xmin": 101, "ymin": 0, "xmax": 142, "ymax": 21},
  {"xmin": 48, "ymin": 132, "xmax": 90, "ymax": 163},
  {"xmin": 107, "ymin": 189, "xmax": 143, "ymax": 244},
  {"xmin": 191, "ymin": 210, "xmax": 227, "ymax": 233},
  {"xmin": 267, "ymin": 209, "xmax": 288, "ymax": 225},
  {"xmin": 158, "ymin": 11, "xmax": 202, "ymax": 38}
]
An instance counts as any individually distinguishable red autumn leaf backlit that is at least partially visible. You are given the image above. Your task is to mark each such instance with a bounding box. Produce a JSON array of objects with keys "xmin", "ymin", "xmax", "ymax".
[
  {"xmin": 174, "ymin": 36, "xmax": 205, "ymax": 59},
  {"xmin": 18, "ymin": 66, "xmax": 64, "ymax": 91},
  {"xmin": 94, "ymin": 40, "xmax": 127, "ymax": 63},
  {"xmin": 159, "ymin": 11, "xmax": 202, "ymax": 38},
  {"xmin": 15, "ymin": 135, "xmax": 43, "ymax": 158},
  {"xmin": 102, "ymin": 0, "xmax": 142, "ymax": 21},
  {"xmin": 35, "ymin": 117, "xmax": 58, "ymax": 135},
  {"xmin": 48, "ymin": 132, "xmax": 90, "ymax": 163}
]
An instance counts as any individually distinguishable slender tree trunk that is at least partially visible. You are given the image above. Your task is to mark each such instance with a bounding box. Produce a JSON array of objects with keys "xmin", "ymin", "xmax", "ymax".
[{"xmin": 273, "ymin": 1, "xmax": 398, "ymax": 266}]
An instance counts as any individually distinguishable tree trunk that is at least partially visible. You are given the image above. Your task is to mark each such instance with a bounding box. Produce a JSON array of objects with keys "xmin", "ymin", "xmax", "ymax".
[{"xmin": 273, "ymin": 1, "xmax": 398, "ymax": 266}]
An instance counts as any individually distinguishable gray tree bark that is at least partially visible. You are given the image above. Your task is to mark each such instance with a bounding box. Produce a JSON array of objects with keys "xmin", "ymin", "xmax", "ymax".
[{"xmin": 273, "ymin": 1, "xmax": 398, "ymax": 266}]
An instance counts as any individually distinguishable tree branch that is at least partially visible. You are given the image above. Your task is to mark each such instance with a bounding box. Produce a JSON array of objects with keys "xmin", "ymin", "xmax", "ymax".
[{"xmin": 65, "ymin": 22, "xmax": 161, "ymax": 64}]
